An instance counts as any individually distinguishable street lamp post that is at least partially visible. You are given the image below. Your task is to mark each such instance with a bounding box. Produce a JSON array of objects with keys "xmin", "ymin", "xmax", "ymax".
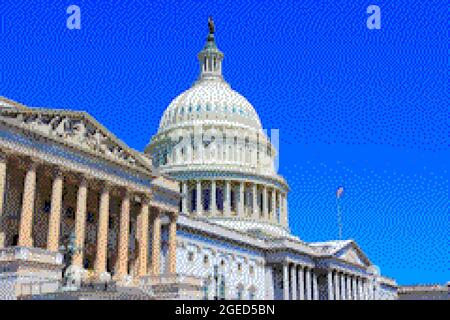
[{"xmin": 214, "ymin": 265, "xmax": 219, "ymax": 300}]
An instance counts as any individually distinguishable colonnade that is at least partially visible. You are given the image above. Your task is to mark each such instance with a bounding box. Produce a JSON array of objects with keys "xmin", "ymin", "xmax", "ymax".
[
  {"xmin": 327, "ymin": 269, "xmax": 374, "ymax": 300},
  {"xmin": 154, "ymin": 127, "xmax": 274, "ymax": 172},
  {"xmin": 180, "ymin": 180, "xmax": 287, "ymax": 225},
  {"xmin": 0, "ymin": 153, "xmax": 178, "ymax": 280},
  {"xmin": 282, "ymin": 263, "xmax": 375, "ymax": 300}
]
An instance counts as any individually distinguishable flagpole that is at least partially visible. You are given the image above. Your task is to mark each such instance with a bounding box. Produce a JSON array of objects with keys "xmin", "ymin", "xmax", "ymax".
[{"xmin": 336, "ymin": 196, "xmax": 343, "ymax": 240}]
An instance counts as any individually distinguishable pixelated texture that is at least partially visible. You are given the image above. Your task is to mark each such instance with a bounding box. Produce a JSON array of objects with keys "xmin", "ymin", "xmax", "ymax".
[{"xmin": 0, "ymin": 0, "xmax": 448, "ymax": 289}]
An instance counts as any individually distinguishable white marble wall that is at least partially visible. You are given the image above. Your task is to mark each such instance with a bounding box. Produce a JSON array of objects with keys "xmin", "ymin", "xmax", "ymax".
[{"xmin": 175, "ymin": 233, "xmax": 265, "ymax": 300}]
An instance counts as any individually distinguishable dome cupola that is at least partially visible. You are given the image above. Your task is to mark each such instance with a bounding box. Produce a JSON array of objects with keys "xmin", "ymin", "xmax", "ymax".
[{"xmin": 196, "ymin": 17, "xmax": 225, "ymax": 83}]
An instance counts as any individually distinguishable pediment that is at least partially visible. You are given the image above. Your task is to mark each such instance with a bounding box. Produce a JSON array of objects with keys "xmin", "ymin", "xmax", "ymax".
[
  {"xmin": 336, "ymin": 244, "xmax": 370, "ymax": 267},
  {"xmin": 0, "ymin": 107, "xmax": 152, "ymax": 174}
]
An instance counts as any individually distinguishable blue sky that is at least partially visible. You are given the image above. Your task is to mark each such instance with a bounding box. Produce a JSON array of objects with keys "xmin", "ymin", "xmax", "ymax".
[{"xmin": 0, "ymin": 1, "xmax": 448, "ymax": 285}]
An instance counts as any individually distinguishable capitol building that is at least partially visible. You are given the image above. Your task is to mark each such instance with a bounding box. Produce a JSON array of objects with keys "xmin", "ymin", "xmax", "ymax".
[{"xmin": 0, "ymin": 20, "xmax": 397, "ymax": 300}]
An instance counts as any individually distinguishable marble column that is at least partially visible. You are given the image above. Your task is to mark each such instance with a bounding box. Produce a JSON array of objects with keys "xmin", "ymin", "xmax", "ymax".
[
  {"xmin": 312, "ymin": 271, "xmax": 319, "ymax": 300},
  {"xmin": 94, "ymin": 184, "xmax": 110, "ymax": 276},
  {"xmin": 47, "ymin": 168, "xmax": 64, "ymax": 252},
  {"xmin": 252, "ymin": 184, "xmax": 259, "ymax": 219},
  {"xmin": 18, "ymin": 161, "xmax": 38, "ymax": 247},
  {"xmin": 238, "ymin": 181, "xmax": 244, "ymax": 217},
  {"xmin": 352, "ymin": 276, "xmax": 357, "ymax": 300},
  {"xmin": 290, "ymin": 264, "xmax": 297, "ymax": 300},
  {"xmin": 277, "ymin": 191, "xmax": 282, "ymax": 223},
  {"xmin": 181, "ymin": 181, "xmax": 188, "ymax": 214},
  {"xmin": 340, "ymin": 273, "xmax": 346, "ymax": 300},
  {"xmin": 363, "ymin": 278, "xmax": 370, "ymax": 300},
  {"xmin": 334, "ymin": 271, "xmax": 340, "ymax": 300},
  {"xmin": 137, "ymin": 196, "xmax": 149, "ymax": 277},
  {"xmin": 262, "ymin": 186, "xmax": 268, "ymax": 220},
  {"xmin": 297, "ymin": 266, "xmax": 305, "ymax": 300},
  {"xmin": 271, "ymin": 189, "xmax": 276, "ymax": 222},
  {"xmin": 305, "ymin": 267, "xmax": 312, "ymax": 300},
  {"xmin": 72, "ymin": 177, "xmax": 88, "ymax": 268},
  {"xmin": 167, "ymin": 212, "xmax": 177, "ymax": 274},
  {"xmin": 358, "ymin": 277, "xmax": 364, "ymax": 300},
  {"xmin": 283, "ymin": 263, "xmax": 289, "ymax": 300},
  {"xmin": 115, "ymin": 191, "xmax": 130, "ymax": 279},
  {"xmin": 346, "ymin": 275, "xmax": 352, "ymax": 300},
  {"xmin": 151, "ymin": 209, "xmax": 161, "ymax": 275},
  {"xmin": 327, "ymin": 270, "xmax": 334, "ymax": 300},
  {"xmin": 0, "ymin": 153, "xmax": 7, "ymax": 248},
  {"xmin": 196, "ymin": 180, "xmax": 202, "ymax": 215},
  {"xmin": 211, "ymin": 180, "xmax": 217, "ymax": 215},
  {"xmin": 224, "ymin": 180, "xmax": 231, "ymax": 216},
  {"xmin": 283, "ymin": 195, "xmax": 288, "ymax": 226}
]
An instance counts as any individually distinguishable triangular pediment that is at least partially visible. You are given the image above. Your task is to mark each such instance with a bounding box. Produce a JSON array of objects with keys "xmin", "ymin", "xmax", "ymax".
[
  {"xmin": 335, "ymin": 243, "xmax": 371, "ymax": 267},
  {"xmin": 0, "ymin": 104, "xmax": 152, "ymax": 174}
]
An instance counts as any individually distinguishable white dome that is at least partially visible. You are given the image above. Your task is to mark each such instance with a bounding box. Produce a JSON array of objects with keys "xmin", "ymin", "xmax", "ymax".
[
  {"xmin": 158, "ymin": 79, "xmax": 262, "ymax": 132},
  {"xmin": 146, "ymin": 19, "xmax": 290, "ymax": 237},
  {"xmin": 157, "ymin": 27, "xmax": 262, "ymax": 133}
]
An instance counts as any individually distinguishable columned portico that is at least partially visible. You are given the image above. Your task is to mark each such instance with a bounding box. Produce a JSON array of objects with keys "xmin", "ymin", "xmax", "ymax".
[{"xmin": 0, "ymin": 139, "xmax": 178, "ymax": 296}]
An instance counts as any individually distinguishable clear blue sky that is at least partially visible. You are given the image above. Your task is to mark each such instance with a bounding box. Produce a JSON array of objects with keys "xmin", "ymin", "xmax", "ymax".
[{"xmin": 0, "ymin": 1, "xmax": 448, "ymax": 285}]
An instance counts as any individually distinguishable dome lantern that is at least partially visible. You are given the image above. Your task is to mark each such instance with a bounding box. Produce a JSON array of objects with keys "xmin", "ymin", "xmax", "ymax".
[{"xmin": 197, "ymin": 17, "xmax": 224, "ymax": 82}]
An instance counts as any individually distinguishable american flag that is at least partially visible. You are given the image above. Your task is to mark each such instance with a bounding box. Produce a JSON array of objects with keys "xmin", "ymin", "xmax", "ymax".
[{"xmin": 336, "ymin": 186, "xmax": 344, "ymax": 198}]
